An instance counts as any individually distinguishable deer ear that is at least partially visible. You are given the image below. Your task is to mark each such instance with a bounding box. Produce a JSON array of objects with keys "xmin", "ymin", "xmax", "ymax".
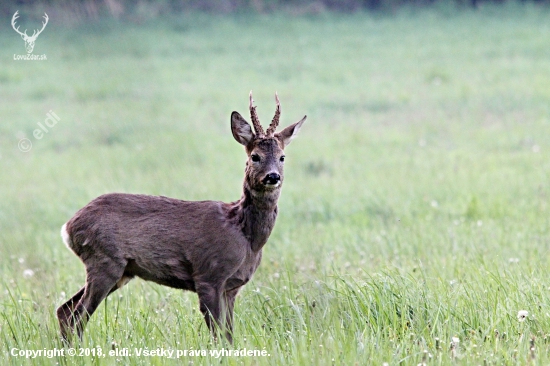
[
  {"xmin": 275, "ymin": 116, "xmax": 306, "ymax": 148},
  {"xmin": 231, "ymin": 111, "xmax": 254, "ymax": 146}
]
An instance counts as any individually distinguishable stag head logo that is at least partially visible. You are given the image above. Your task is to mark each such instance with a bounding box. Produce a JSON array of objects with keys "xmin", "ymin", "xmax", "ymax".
[{"xmin": 11, "ymin": 11, "xmax": 48, "ymax": 54}]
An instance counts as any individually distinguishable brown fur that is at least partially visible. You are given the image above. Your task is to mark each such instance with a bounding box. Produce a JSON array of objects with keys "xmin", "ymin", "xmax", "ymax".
[{"xmin": 56, "ymin": 95, "xmax": 306, "ymax": 343}]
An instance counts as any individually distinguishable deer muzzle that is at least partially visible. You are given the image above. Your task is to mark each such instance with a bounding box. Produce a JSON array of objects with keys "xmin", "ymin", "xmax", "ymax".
[{"xmin": 262, "ymin": 173, "xmax": 281, "ymax": 186}]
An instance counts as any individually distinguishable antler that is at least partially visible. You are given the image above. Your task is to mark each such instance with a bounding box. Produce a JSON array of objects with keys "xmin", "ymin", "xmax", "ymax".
[
  {"xmin": 11, "ymin": 11, "xmax": 28, "ymax": 37},
  {"xmin": 266, "ymin": 92, "xmax": 281, "ymax": 137},
  {"xmin": 30, "ymin": 13, "xmax": 49, "ymax": 39},
  {"xmin": 249, "ymin": 91, "xmax": 265, "ymax": 137},
  {"xmin": 11, "ymin": 12, "xmax": 48, "ymax": 40}
]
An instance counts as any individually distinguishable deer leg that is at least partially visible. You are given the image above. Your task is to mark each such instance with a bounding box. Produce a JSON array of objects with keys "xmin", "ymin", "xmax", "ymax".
[
  {"xmin": 61, "ymin": 261, "xmax": 126, "ymax": 340},
  {"xmin": 57, "ymin": 286, "xmax": 85, "ymax": 340},
  {"xmin": 196, "ymin": 283, "xmax": 224, "ymax": 341},
  {"xmin": 223, "ymin": 287, "xmax": 240, "ymax": 344}
]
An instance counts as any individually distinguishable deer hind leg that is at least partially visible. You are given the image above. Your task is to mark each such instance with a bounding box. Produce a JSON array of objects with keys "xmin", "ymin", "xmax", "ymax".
[
  {"xmin": 58, "ymin": 258, "xmax": 127, "ymax": 340},
  {"xmin": 57, "ymin": 286, "xmax": 85, "ymax": 340}
]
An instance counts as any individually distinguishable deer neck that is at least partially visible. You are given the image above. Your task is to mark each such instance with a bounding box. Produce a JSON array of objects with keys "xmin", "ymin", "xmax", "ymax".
[{"xmin": 236, "ymin": 183, "xmax": 280, "ymax": 252}]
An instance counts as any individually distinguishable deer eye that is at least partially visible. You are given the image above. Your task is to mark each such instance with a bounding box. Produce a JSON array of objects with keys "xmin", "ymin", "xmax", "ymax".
[
  {"xmin": 251, "ymin": 154, "xmax": 261, "ymax": 163},
  {"xmin": 280, "ymin": 155, "xmax": 285, "ymax": 162}
]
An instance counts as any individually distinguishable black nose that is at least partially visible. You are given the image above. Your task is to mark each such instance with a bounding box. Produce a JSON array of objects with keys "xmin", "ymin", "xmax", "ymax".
[{"xmin": 263, "ymin": 173, "xmax": 281, "ymax": 185}]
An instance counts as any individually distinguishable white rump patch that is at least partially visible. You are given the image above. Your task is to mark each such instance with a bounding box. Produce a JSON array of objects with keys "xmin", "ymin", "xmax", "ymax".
[{"xmin": 60, "ymin": 223, "xmax": 72, "ymax": 250}]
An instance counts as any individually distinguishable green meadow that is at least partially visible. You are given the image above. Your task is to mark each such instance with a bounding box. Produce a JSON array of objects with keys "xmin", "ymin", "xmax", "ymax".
[{"xmin": 1, "ymin": 4, "xmax": 550, "ymax": 365}]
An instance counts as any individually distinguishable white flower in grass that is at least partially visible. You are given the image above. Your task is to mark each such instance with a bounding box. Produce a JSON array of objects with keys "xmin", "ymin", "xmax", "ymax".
[
  {"xmin": 517, "ymin": 310, "xmax": 528, "ymax": 322},
  {"xmin": 450, "ymin": 337, "xmax": 460, "ymax": 359},
  {"xmin": 23, "ymin": 269, "xmax": 34, "ymax": 278}
]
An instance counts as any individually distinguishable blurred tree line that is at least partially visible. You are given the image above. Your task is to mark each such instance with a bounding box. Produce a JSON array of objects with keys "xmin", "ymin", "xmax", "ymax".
[{"xmin": 1, "ymin": 0, "xmax": 548, "ymax": 20}]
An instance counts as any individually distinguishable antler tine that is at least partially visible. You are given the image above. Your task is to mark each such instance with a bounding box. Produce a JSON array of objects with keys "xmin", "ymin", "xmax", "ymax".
[
  {"xmin": 11, "ymin": 11, "xmax": 27, "ymax": 37},
  {"xmin": 11, "ymin": 10, "xmax": 19, "ymax": 25},
  {"xmin": 249, "ymin": 91, "xmax": 265, "ymax": 137},
  {"xmin": 266, "ymin": 92, "xmax": 281, "ymax": 136},
  {"xmin": 34, "ymin": 13, "xmax": 49, "ymax": 38}
]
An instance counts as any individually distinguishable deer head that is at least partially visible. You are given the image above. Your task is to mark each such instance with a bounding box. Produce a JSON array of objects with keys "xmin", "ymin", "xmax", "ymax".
[
  {"xmin": 231, "ymin": 91, "xmax": 306, "ymax": 197},
  {"xmin": 11, "ymin": 11, "xmax": 49, "ymax": 54}
]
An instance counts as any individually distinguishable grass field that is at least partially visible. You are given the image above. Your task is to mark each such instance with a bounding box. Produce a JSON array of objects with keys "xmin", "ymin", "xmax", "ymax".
[{"xmin": 1, "ymin": 3, "xmax": 550, "ymax": 365}]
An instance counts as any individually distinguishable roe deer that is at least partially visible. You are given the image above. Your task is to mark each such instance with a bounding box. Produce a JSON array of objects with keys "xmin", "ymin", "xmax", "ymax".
[{"xmin": 57, "ymin": 92, "xmax": 306, "ymax": 343}]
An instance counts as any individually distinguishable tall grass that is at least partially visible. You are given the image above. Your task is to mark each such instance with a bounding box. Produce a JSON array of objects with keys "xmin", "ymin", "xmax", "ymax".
[{"xmin": 1, "ymin": 4, "xmax": 550, "ymax": 365}]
